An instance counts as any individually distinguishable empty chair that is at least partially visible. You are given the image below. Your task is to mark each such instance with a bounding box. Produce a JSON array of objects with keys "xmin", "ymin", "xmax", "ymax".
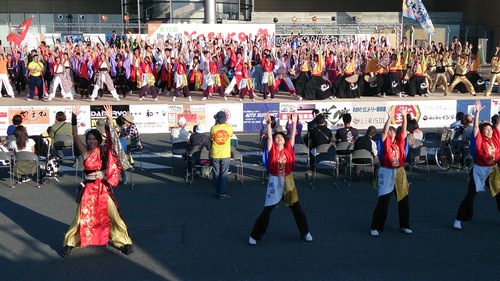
[
  {"xmin": 335, "ymin": 141, "xmax": 354, "ymax": 176},
  {"xmin": 230, "ymin": 147, "xmax": 244, "ymax": 185},
  {"xmin": 294, "ymin": 143, "xmax": 309, "ymax": 171},
  {"xmin": 311, "ymin": 144, "xmax": 338, "ymax": 189},
  {"xmin": 52, "ymin": 134, "xmax": 74, "ymax": 162},
  {"xmin": 348, "ymin": 149, "xmax": 375, "ymax": 184}
]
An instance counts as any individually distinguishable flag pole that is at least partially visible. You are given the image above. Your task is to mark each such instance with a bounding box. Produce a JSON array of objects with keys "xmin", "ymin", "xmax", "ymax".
[{"xmin": 400, "ymin": 12, "xmax": 404, "ymax": 43}]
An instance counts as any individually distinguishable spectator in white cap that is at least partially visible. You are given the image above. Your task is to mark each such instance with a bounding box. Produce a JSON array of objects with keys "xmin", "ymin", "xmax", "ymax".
[{"xmin": 170, "ymin": 116, "xmax": 191, "ymax": 144}]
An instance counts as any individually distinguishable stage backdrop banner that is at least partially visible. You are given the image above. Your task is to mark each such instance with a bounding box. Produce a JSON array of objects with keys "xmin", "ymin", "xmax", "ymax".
[
  {"xmin": 148, "ymin": 23, "xmax": 275, "ymax": 43},
  {"xmin": 386, "ymin": 100, "xmax": 456, "ymax": 128},
  {"xmin": 129, "ymin": 104, "xmax": 169, "ymax": 134},
  {"xmin": 206, "ymin": 104, "xmax": 244, "ymax": 132},
  {"xmin": 312, "ymin": 101, "xmax": 352, "ymax": 130},
  {"xmin": 243, "ymin": 103, "xmax": 280, "ymax": 132},
  {"xmin": 350, "ymin": 102, "xmax": 388, "ymax": 130},
  {"xmin": 0, "ymin": 107, "xmax": 10, "ymax": 134},
  {"xmin": 90, "ymin": 105, "xmax": 130, "ymax": 132},
  {"xmin": 457, "ymin": 100, "xmax": 491, "ymax": 123}
]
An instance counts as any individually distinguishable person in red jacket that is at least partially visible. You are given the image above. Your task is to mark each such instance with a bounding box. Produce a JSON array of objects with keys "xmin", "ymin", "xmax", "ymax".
[
  {"xmin": 261, "ymin": 53, "xmax": 275, "ymax": 99},
  {"xmin": 138, "ymin": 56, "xmax": 158, "ymax": 101},
  {"xmin": 173, "ymin": 55, "xmax": 191, "ymax": 101}
]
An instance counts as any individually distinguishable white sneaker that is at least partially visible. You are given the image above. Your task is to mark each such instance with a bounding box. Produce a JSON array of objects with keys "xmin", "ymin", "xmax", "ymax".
[
  {"xmin": 172, "ymin": 96, "xmax": 177, "ymax": 101},
  {"xmin": 304, "ymin": 232, "xmax": 313, "ymax": 242},
  {"xmin": 298, "ymin": 96, "xmax": 303, "ymax": 101},
  {"xmin": 453, "ymin": 219, "xmax": 462, "ymax": 230},
  {"xmin": 48, "ymin": 97, "xmax": 53, "ymax": 101},
  {"xmin": 11, "ymin": 95, "xmax": 15, "ymax": 98},
  {"xmin": 128, "ymin": 90, "xmax": 133, "ymax": 96},
  {"xmin": 201, "ymin": 97, "xmax": 207, "ymax": 101},
  {"xmin": 377, "ymin": 93, "xmax": 386, "ymax": 98},
  {"xmin": 401, "ymin": 228, "xmax": 413, "ymax": 234},
  {"xmin": 424, "ymin": 93, "xmax": 430, "ymax": 97},
  {"xmin": 251, "ymin": 98, "xmax": 255, "ymax": 101},
  {"xmin": 91, "ymin": 98, "xmax": 95, "ymax": 101},
  {"xmin": 158, "ymin": 89, "xmax": 162, "ymax": 95},
  {"xmin": 139, "ymin": 97, "xmax": 144, "ymax": 101},
  {"xmin": 70, "ymin": 96, "xmax": 73, "ymax": 100},
  {"xmin": 370, "ymin": 230, "xmax": 379, "ymax": 236},
  {"xmin": 166, "ymin": 91, "xmax": 170, "ymax": 96},
  {"xmin": 154, "ymin": 98, "xmax": 158, "ymax": 101},
  {"xmin": 329, "ymin": 96, "xmax": 335, "ymax": 100},
  {"xmin": 26, "ymin": 98, "xmax": 33, "ymax": 101},
  {"xmin": 188, "ymin": 96, "xmax": 192, "ymax": 102},
  {"xmin": 248, "ymin": 236, "xmax": 257, "ymax": 245},
  {"xmin": 209, "ymin": 93, "xmax": 213, "ymax": 97},
  {"xmin": 116, "ymin": 97, "xmax": 120, "ymax": 101},
  {"xmin": 224, "ymin": 96, "xmax": 227, "ymax": 101},
  {"xmin": 239, "ymin": 98, "xmax": 243, "ymax": 102}
]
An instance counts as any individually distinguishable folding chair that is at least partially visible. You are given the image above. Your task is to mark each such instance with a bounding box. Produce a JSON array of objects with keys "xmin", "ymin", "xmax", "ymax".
[
  {"xmin": 127, "ymin": 144, "xmax": 144, "ymax": 170},
  {"xmin": 311, "ymin": 144, "xmax": 338, "ymax": 189},
  {"xmin": 348, "ymin": 149, "xmax": 374, "ymax": 185},
  {"xmin": 171, "ymin": 141, "xmax": 189, "ymax": 174},
  {"xmin": 50, "ymin": 134, "xmax": 79, "ymax": 182},
  {"xmin": 335, "ymin": 141, "xmax": 354, "ymax": 177},
  {"xmin": 294, "ymin": 143, "xmax": 309, "ymax": 171},
  {"xmin": 409, "ymin": 144, "xmax": 430, "ymax": 174},
  {"xmin": 186, "ymin": 145, "xmax": 204, "ymax": 181},
  {"xmin": 11, "ymin": 151, "xmax": 40, "ymax": 188},
  {"xmin": 230, "ymin": 147, "xmax": 244, "ymax": 185},
  {"xmin": 187, "ymin": 146, "xmax": 211, "ymax": 187},
  {"xmin": 0, "ymin": 151, "xmax": 13, "ymax": 186}
]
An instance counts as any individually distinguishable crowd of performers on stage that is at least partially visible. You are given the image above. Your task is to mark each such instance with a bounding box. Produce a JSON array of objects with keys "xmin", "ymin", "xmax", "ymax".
[{"xmin": 0, "ymin": 33, "xmax": 499, "ymax": 102}]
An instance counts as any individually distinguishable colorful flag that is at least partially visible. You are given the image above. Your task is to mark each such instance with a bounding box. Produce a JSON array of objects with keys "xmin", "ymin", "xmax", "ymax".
[
  {"xmin": 7, "ymin": 17, "xmax": 33, "ymax": 45},
  {"xmin": 402, "ymin": 0, "xmax": 435, "ymax": 35}
]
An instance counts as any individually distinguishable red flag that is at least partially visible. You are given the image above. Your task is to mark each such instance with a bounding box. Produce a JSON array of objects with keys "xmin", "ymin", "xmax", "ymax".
[{"xmin": 7, "ymin": 17, "xmax": 33, "ymax": 45}]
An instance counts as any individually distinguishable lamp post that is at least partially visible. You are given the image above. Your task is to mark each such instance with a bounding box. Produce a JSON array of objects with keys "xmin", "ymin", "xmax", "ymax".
[{"xmin": 137, "ymin": 0, "xmax": 141, "ymax": 34}]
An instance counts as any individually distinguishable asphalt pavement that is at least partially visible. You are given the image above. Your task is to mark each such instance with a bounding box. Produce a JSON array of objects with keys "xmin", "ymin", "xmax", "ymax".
[{"xmin": 0, "ymin": 133, "xmax": 499, "ymax": 281}]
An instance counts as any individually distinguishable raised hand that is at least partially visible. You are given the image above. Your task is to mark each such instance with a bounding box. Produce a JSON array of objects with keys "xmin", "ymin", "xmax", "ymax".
[
  {"xmin": 290, "ymin": 112, "xmax": 298, "ymax": 123},
  {"xmin": 72, "ymin": 105, "xmax": 81, "ymax": 116},
  {"xmin": 474, "ymin": 100, "xmax": 485, "ymax": 113}
]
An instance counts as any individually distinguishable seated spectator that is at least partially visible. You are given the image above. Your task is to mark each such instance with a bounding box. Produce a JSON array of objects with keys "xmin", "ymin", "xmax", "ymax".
[
  {"xmin": 353, "ymin": 126, "xmax": 380, "ymax": 180},
  {"xmin": 335, "ymin": 113, "xmax": 358, "ymax": 143},
  {"xmin": 8, "ymin": 125, "xmax": 36, "ymax": 182},
  {"xmin": 188, "ymin": 124, "xmax": 211, "ymax": 176},
  {"xmin": 406, "ymin": 117, "xmax": 423, "ymax": 163},
  {"xmin": 7, "ymin": 114, "xmax": 23, "ymax": 136},
  {"xmin": 450, "ymin": 112, "xmax": 465, "ymax": 130},
  {"xmin": 49, "ymin": 112, "xmax": 72, "ymax": 158},
  {"xmin": 189, "ymin": 124, "xmax": 210, "ymax": 150},
  {"xmin": 121, "ymin": 114, "xmax": 143, "ymax": 152},
  {"xmin": 305, "ymin": 114, "xmax": 333, "ymax": 174},
  {"xmin": 171, "ymin": 117, "xmax": 190, "ymax": 144}
]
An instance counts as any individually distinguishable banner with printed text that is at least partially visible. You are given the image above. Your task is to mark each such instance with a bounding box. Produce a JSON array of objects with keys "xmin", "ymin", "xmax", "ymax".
[
  {"xmin": 147, "ymin": 23, "xmax": 275, "ymax": 44},
  {"xmin": 205, "ymin": 104, "xmax": 244, "ymax": 132},
  {"xmin": 243, "ymin": 103, "xmax": 280, "ymax": 132}
]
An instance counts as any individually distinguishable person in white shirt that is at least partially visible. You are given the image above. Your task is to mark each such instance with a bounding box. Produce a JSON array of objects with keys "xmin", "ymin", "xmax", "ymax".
[
  {"xmin": 8, "ymin": 125, "xmax": 36, "ymax": 183},
  {"xmin": 170, "ymin": 117, "xmax": 191, "ymax": 144}
]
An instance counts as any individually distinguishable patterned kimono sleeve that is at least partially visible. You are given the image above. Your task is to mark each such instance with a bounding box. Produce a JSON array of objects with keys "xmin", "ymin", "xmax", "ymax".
[{"xmin": 105, "ymin": 126, "xmax": 123, "ymax": 187}]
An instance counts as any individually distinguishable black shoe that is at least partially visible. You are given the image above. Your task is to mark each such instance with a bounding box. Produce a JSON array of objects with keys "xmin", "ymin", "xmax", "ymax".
[
  {"xmin": 62, "ymin": 245, "xmax": 74, "ymax": 258},
  {"xmin": 122, "ymin": 244, "xmax": 134, "ymax": 255},
  {"xmin": 218, "ymin": 194, "xmax": 231, "ymax": 200}
]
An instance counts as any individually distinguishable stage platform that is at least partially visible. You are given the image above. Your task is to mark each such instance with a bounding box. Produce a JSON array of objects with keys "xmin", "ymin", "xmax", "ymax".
[{"xmin": 2, "ymin": 85, "xmax": 498, "ymax": 136}]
